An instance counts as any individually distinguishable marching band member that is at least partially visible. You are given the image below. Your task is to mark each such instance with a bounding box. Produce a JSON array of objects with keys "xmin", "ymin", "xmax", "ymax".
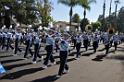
[
  {"xmin": 1, "ymin": 31, "xmax": 7, "ymax": 50},
  {"xmin": 111, "ymin": 33, "xmax": 119, "ymax": 51},
  {"xmin": 75, "ymin": 33, "xmax": 82, "ymax": 59},
  {"xmin": 43, "ymin": 29, "xmax": 56, "ymax": 69},
  {"xmin": 32, "ymin": 33, "xmax": 42, "ymax": 64},
  {"xmin": 82, "ymin": 32, "xmax": 89, "ymax": 51},
  {"xmin": 103, "ymin": 32, "xmax": 110, "ymax": 54},
  {"xmin": 54, "ymin": 32, "xmax": 61, "ymax": 52},
  {"xmin": 13, "ymin": 29, "xmax": 22, "ymax": 55},
  {"xmin": 92, "ymin": 33, "xmax": 99, "ymax": 53},
  {"xmin": 6, "ymin": 31, "xmax": 14, "ymax": 51},
  {"xmin": 72, "ymin": 35, "xmax": 76, "ymax": 49},
  {"xmin": 57, "ymin": 33, "xmax": 69, "ymax": 77},
  {"xmin": 88, "ymin": 34, "xmax": 92, "ymax": 46},
  {"xmin": 0, "ymin": 31, "xmax": 2, "ymax": 48},
  {"xmin": 24, "ymin": 32, "xmax": 33, "ymax": 59}
]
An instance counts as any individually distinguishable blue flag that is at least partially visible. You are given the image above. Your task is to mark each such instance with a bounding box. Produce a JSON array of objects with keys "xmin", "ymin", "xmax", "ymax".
[{"xmin": 0, "ymin": 63, "xmax": 6, "ymax": 74}]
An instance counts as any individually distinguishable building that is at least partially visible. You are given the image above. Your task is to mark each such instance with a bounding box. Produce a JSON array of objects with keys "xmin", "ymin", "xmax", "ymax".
[{"xmin": 54, "ymin": 21, "xmax": 79, "ymax": 33}]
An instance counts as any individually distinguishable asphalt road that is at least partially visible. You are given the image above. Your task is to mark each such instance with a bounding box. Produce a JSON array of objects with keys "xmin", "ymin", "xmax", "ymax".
[{"xmin": 0, "ymin": 43, "xmax": 124, "ymax": 82}]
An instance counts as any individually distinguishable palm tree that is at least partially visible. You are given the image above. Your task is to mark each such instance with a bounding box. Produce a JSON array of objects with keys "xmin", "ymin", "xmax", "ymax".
[
  {"xmin": 109, "ymin": 0, "xmax": 112, "ymax": 17},
  {"xmin": 114, "ymin": 0, "xmax": 120, "ymax": 18},
  {"xmin": 78, "ymin": 0, "xmax": 96, "ymax": 19},
  {"xmin": 58, "ymin": 0, "xmax": 79, "ymax": 28},
  {"xmin": 114, "ymin": 0, "xmax": 120, "ymax": 30}
]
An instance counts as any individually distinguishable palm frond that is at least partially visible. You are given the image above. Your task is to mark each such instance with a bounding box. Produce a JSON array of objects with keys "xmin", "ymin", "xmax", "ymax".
[
  {"xmin": 78, "ymin": 0, "xmax": 89, "ymax": 9},
  {"xmin": 58, "ymin": 0, "xmax": 78, "ymax": 7},
  {"xmin": 58, "ymin": 0, "xmax": 69, "ymax": 6},
  {"xmin": 88, "ymin": 0, "xmax": 96, "ymax": 4}
]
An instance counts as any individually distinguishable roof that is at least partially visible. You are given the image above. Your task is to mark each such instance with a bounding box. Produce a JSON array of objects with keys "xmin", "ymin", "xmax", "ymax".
[{"xmin": 54, "ymin": 21, "xmax": 79, "ymax": 26}]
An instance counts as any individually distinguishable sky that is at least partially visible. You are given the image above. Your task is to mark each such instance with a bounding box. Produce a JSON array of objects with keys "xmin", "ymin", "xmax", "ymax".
[{"xmin": 50, "ymin": 0, "xmax": 124, "ymax": 22}]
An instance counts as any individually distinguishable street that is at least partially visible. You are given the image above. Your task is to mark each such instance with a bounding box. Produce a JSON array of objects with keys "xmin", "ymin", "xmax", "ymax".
[{"xmin": 0, "ymin": 43, "xmax": 124, "ymax": 82}]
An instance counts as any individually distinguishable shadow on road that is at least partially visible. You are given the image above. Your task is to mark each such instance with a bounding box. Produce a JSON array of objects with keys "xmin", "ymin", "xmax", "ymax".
[
  {"xmin": 0, "ymin": 51, "xmax": 9, "ymax": 54},
  {"xmin": 92, "ymin": 54, "xmax": 106, "ymax": 62},
  {"xmin": 30, "ymin": 75, "xmax": 59, "ymax": 82},
  {"xmin": 69, "ymin": 52, "xmax": 77, "ymax": 56},
  {"xmin": 1, "ymin": 67, "xmax": 44, "ymax": 80},
  {"xmin": 82, "ymin": 52, "xmax": 94, "ymax": 56},
  {"xmin": 117, "ymin": 46, "xmax": 124, "ymax": 49},
  {"xmin": 0, "ymin": 55, "xmax": 13, "ymax": 58},
  {"xmin": 4, "ymin": 62, "xmax": 32, "ymax": 70},
  {"xmin": 117, "ymin": 49, "xmax": 124, "ymax": 52},
  {"xmin": 106, "ymin": 54, "xmax": 124, "ymax": 61},
  {"xmin": 69, "ymin": 51, "xmax": 84, "ymax": 56},
  {"xmin": 1, "ymin": 59, "xmax": 24, "ymax": 64},
  {"xmin": 56, "ymin": 58, "xmax": 76, "ymax": 64},
  {"xmin": 109, "ymin": 50, "xmax": 116, "ymax": 53},
  {"xmin": 92, "ymin": 49, "xmax": 119, "ymax": 62},
  {"xmin": 98, "ymin": 48, "xmax": 105, "ymax": 52}
]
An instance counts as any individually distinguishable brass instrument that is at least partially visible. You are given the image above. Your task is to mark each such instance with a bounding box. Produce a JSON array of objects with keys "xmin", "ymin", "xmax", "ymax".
[
  {"xmin": 107, "ymin": 27, "xmax": 115, "ymax": 34},
  {"xmin": 85, "ymin": 24, "xmax": 92, "ymax": 33},
  {"xmin": 107, "ymin": 27, "xmax": 115, "ymax": 38}
]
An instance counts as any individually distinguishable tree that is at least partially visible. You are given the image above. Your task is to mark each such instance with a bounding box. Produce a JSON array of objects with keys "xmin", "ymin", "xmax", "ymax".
[
  {"xmin": 12, "ymin": 1, "xmax": 26, "ymax": 25},
  {"xmin": 58, "ymin": 0, "xmax": 78, "ymax": 28},
  {"xmin": 0, "ymin": 0, "xmax": 15, "ymax": 29},
  {"xmin": 91, "ymin": 21, "xmax": 101, "ymax": 32},
  {"xmin": 114, "ymin": 0, "xmax": 120, "ymax": 30},
  {"xmin": 78, "ymin": 0, "xmax": 96, "ymax": 19},
  {"xmin": 72, "ymin": 13, "xmax": 80, "ymax": 30},
  {"xmin": 114, "ymin": 0, "xmax": 120, "ymax": 17},
  {"xmin": 98, "ymin": 14, "xmax": 108, "ymax": 31},
  {"xmin": 80, "ymin": 18, "xmax": 89, "ymax": 32},
  {"xmin": 36, "ymin": 0, "xmax": 53, "ymax": 27},
  {"xmin": 117, "ymin": 7, "xmax": 124, "ymax": 32},
  {"xmin": 109, "ymin": 0, "xmax": 112, "ymax": 17},
  {"xmin": 0, "ymin": 0, "xmax": 38, "ymax": 28},
  {"xmin": 13, "ymin": 0, "xmax": 37, "ymax": 25},
  {"xmin": 72, "ymin": 13, "xmax": 80, "ymax": 23},
  {"xmin": 98, "ymin": 6, "xmax": 124, "ymax": 32}
]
